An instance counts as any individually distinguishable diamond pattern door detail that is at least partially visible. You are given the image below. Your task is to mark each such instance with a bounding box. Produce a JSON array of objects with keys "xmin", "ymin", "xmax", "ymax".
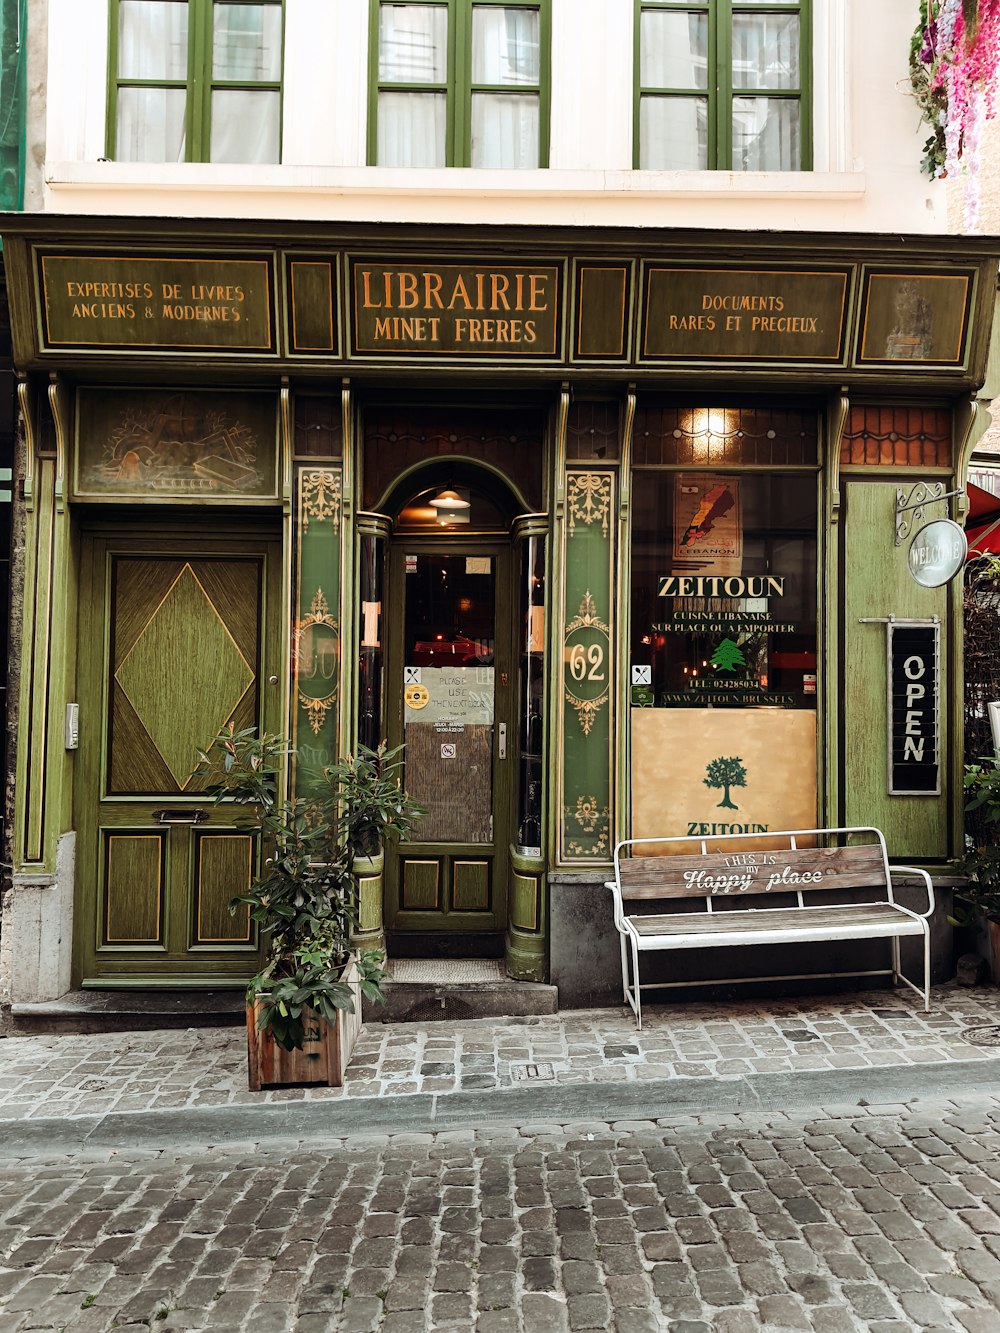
[{"xmin": 112, "ymin": 560, "xmax": 256, "ymax": 791}]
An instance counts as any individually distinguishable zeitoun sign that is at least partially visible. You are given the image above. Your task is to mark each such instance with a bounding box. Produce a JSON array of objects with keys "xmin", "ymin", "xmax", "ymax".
[{"xmin": 888, "ymin": 621, "xmax": 940, "ymax": 795}]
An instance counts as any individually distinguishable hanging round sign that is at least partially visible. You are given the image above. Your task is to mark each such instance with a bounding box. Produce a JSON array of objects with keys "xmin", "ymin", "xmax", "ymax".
[{"xmin": 907, "ymin": 518, "xmax": 968, "ymax": 588}]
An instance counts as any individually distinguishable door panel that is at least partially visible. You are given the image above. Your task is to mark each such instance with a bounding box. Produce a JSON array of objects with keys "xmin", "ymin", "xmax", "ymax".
[
  {"xmin": 386, "ymin": 544, "xmax": 513, "ymax": 936},
  {"xmin": 76, "ymin": 532, "xmax": 280, "ymax": 986}
]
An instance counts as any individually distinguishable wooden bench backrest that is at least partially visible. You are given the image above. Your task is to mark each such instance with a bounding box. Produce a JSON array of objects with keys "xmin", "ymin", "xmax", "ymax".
[{"xmin": 615, "ymin": 842, "xmax": 888, "ymax": 901}]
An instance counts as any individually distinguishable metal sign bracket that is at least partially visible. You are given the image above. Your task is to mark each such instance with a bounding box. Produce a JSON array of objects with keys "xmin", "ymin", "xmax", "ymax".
[{"xmin": 896, "ymin": 482, "xmax": 963, "ymax": 546}]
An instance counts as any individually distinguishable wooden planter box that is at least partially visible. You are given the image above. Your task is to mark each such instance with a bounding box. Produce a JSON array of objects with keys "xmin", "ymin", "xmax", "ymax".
[{"xmin": 246, "ymin": 957, "xmax": 363, "ymax": 1091}]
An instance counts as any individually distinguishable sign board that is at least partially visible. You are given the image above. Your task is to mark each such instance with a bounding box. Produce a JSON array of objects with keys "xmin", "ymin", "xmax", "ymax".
[
  {"xmin": 351, "ymin": 260, "xmax": 561, "ymax": 356},
  {"xmin": 630, "ymin": 708, "xmax": 818, "ymax": 852},
  {"xmin": 403, "ymin": 667, "xmax": 494, "ymax": 726},
  {"xmin": 887, "ymin": 621, "xmax": 940, "ymax": 795},
  {"xmin": 641, "ymin": 267, "xmax": 849, "ymax": 362},
  {"xmin": 907, "ymin": 519, "xmax": 967, "ymax": 587},
  {"xmin": 39, "ymin": 254, "xmax": 274, "ymax": 350}
]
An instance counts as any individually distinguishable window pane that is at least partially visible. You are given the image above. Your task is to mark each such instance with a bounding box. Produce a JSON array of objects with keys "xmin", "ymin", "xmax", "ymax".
[
  {"xmin": 116, "ymin": 86, "xmax": 187, "ymax": 160},
  {"xmin": 119, "ymin": 0, "xmax": 188, "ymax": 80},
  {"xmin": 732, "ymin": 95, "xmax": 799, "ymax": 169},
  {"xmin": 639, "ymin": 96, "xmax": 708, "ymax": 169},
  {"xmin": 210, "ymin": 88, "xmax": 280, "ymax": 161},
  {"xmin": 732, "ymin": 13, "xmax": 799, "ymax": 89},
  {"xmin": 472, "ymin": 7, "xmax": 539, "ymax": 86},
  {"xmin": 629, "ymin": 470, "xmax": 818, "ymax": 711},
  {"xmin": 639, "ymin": 11, "xmax": 708, "ymax": 90},
  {"xmin": 213, "ymin": 4, "xmax": 282, "ymax": 81},
  {"xmin": 379, "ymin": 4, "xmax": 448, "ymax": 83},
  {"xmin": 377, "ymin": 91, "xmax": 447, "ymax": 166},
  {"xmin": 471, "ymin": 92, "xmax": 538, "ymax": 167}
]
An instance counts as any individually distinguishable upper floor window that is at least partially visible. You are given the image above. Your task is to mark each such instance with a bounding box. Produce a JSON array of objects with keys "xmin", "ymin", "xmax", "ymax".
[
  {"xmin": 109, "ymin": 0, "xmax": 283, "ymax": 163},
  {"xmin": 370, "ymin": 1, "xmax": 549, "ymax": 167},
  {"xmin": 636, "ymin": 0, "xmax": 810, "ymax": 171}
]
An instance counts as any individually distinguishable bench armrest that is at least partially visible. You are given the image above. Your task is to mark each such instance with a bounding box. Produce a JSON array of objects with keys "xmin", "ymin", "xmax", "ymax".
[
  {"xmin": 605, "ymin": 879, "xmax": 629, "ymax": 933},
  {"xmin": 889, "ymin": 865, "xmax": 935, "ymax": 919}
]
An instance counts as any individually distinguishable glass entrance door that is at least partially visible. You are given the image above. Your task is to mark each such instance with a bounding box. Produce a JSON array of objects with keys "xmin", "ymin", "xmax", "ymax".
[{"xmin": 385, "ymin": 543, "xmax": 513, "ymax": 939}]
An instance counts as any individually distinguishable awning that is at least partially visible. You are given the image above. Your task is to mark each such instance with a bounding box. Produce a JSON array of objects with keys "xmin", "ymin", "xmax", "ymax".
[{"xmin": 967, "ymin": 481, "xmax": 1000, "ymax": 555}]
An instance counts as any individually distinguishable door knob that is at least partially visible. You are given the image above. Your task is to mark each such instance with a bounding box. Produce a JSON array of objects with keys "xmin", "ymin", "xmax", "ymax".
[{"xmin": 268, "ymin": 675, "xmax": 279, "ymax": 685}]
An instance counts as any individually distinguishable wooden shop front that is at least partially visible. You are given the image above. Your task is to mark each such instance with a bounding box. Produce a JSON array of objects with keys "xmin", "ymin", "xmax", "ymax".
[{"xmin": 0, "ymin": 215, "xmax": 996, "ymax": 1003}]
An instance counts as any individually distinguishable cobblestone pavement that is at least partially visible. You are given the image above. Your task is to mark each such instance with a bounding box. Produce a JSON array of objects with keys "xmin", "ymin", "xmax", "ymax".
[
  {"xmin": 2, "ymin": 989, "xmax": 1000, "ymax": 1121},
  {"xmin": 5, "ymin": 1097, "xmax": 1000, "ymax": 1331}
]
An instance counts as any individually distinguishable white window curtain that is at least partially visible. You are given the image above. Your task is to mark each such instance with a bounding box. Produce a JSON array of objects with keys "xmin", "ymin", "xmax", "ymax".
[
  {"xmin": 378, "ymin": 91, "xmax": 448, "ymax": 167},
  {"xmin": 471, "ymin": 93, "xmax": 538, "ymax": 168}
]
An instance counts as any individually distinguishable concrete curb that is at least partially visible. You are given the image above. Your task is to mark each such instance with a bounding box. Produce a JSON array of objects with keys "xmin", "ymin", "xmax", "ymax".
[{"xmin": 3, "ymin": 1059, "xmax": 999, "ymax": 1159}]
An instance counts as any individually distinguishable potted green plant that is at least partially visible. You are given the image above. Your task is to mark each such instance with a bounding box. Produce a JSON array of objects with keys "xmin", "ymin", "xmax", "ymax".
[
  {"xmin": 197, "ymin": 726, "xmax": 422, "ymax": 1089},
  {"xmin": 954, "ymin": 757, "xmax": 1000, "ymax": 980}
]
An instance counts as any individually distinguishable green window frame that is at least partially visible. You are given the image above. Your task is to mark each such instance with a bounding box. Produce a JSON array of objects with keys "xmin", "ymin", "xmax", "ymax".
[
  {"xmin": 368, "ymin": 0, "xmax": 551, "ymax": 167},
  {"xmin": 107, "ymin": 0, "xmax": 284, "ymax": 163},
  {"xmin": 635, "ymin": 0, "xmax": 811, "ymax": 171}
]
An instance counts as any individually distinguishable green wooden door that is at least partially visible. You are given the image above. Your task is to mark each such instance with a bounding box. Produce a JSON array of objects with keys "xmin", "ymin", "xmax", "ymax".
[
  {"xmin": 385, "ymin": 541, "xmax": 514, "ymax": 938},
  {"xmin": 75, "ymin": 529, "xmax": 282, "ymax": 986}
]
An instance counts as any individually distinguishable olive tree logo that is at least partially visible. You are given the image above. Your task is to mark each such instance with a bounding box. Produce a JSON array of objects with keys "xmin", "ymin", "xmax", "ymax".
[
  {"xmin": 710, "ymin": 638, "xmax": 746, "ymax": 672},
  {"xmin": 704, "ymin": 755, "xmax": 747, "ymax": 810}
]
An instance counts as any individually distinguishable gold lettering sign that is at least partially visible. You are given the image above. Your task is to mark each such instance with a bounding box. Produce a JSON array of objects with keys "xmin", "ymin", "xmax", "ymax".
[
  {"xmin": 642, "ymin": 267, "xmax": 849, "ymax": 362},
  {"xmin": 40, "ymin": 255, "xmax": 274, "ymax": 351},
  {"xmin": 351, "ymin": 260, "xmax": 561, "ymax": 356}
]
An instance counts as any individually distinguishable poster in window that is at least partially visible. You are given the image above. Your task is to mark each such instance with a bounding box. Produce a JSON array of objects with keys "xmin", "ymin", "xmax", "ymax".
[{"xmin": 672, "ymin": 473, "xmax": 743, "ymax": 576}]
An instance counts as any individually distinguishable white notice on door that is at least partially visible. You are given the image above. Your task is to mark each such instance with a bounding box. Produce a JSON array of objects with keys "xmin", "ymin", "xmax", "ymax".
[{"xmin": 440, "ymin": 743, "xmax": 457, "ymax": 759}]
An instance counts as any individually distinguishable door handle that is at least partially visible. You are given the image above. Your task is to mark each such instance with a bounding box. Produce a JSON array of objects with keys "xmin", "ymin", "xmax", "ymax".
[
  {"xmin": 497, "ymin": 723, "xmax": 507, "ymax": 760},
  {"xmin": 153, "ymin": 809, "xmax": 208, "ymax": 825}
]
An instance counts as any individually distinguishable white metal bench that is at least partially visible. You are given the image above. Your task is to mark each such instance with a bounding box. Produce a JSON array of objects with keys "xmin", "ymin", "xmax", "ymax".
[{"xmin": 605, "ymin": 827, "xmax": 934, "ymax": 1029}]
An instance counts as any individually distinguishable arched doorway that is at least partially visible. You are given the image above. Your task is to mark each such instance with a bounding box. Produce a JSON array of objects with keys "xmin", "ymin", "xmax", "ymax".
[{"xmin": 368, "ymin": 458, "xmax": 542, "ymax": 959}]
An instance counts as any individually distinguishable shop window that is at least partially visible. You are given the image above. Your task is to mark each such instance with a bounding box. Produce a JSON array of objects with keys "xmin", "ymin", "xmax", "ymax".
[
  {"xmin": 109, "ymin": 0, "xmax": 283, "ymax": 163},
  {"xmin": 636, "ymin": 0, "xmax": 810, "ymax": 171},
  {"xmin": 629, "ymin": 402, "xmax": 819, "ymax": 842},
  {"xmin": 370, "ymin": 0, "xmax": 549, "ymax": 167}
]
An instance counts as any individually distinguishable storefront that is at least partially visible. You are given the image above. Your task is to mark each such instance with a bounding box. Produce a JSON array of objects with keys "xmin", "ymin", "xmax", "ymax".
[{"xmin": 0, "ymin": 215, "xmax": 996, "ymax": 1006}]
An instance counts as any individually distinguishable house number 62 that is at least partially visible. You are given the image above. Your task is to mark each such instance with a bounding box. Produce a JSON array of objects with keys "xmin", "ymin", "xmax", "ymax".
[{"xmin": 568, "ymin": 643, "xmax": 605, "ymax": 682}]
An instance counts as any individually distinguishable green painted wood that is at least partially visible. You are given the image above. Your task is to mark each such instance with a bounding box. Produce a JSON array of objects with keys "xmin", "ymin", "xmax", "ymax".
[
  {"xmin": 401, "ymin": 859, "xmax": 441, "ymax": 913},
  {"xmin": 194, "ymin": 832, "xmax": 254, "ymax": 944},
  {"xmin": 506, "ymin": 846, "xmax": 547, "ymax": 980},
  {"xmin": 559, "ymin": 470, "xmax": 615, "ymax": 864},
  {"xmin": 289, "ymin": 260, "xmax": 336, "ymax": 354},
  {"xmin": 510, "ymin": 869, "xmax": 539, "ymax": 931},
  {"xmin": 103, "ymin": 832, "xmax": 165, "ymax": 944},
  {"xmin": 841, "ymin": 481, "xmax": 949, "ymax": 859},
  {"xmin": 384, "ymin": 537, "xmax": 514, "ymax": 934},
  {"xmin": 74, "ymin": 529, "xmax": 281, "ymax": 986},
  {"xmin": 453, "ymin": 859, "xmax": 490, "ymax": 912},
  {"xmin": 292, "ymin": 463, "xmax": 343, "ymax": 792}
]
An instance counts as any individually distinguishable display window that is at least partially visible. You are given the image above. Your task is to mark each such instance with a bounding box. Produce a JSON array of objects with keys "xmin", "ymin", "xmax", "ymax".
[{"xmin": 628, "ymin": 403, "xmax": 821, "ymax": 847}]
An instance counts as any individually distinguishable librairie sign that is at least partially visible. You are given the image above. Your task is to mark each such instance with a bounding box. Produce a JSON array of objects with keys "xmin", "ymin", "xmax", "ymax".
[
  {"xmin": 39, "ymin": 255, "xmax": 274, "ymax": 350},
  {"xmin": 642, "ymin": 267, "xmax": 849, "ymax": 361},
  {"xmin": 351, "ymin": 260, "xmax": 561, "ymax": 356}
]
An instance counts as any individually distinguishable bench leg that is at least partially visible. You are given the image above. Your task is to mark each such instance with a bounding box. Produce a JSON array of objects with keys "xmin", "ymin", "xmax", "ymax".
[
  {"xmin": 631, "ymin": 936, "xmax": 643, "ymax": 1031},
  {"xmin": 890, "ymin": 936, "xmax": 900, "ymax": 988},
  {"xmin": 924, "ymin": 927, "xmax": 931, "ymax": 1013},
  {"xmin": 619, "ymin": 932, "xmax": 630, "ymax": 1006}
]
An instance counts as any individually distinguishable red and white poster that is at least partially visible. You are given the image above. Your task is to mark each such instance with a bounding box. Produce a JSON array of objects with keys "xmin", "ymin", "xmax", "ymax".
[{"xmin": 672, "ymin": 473, "xmax": 743, "ymax": 576}]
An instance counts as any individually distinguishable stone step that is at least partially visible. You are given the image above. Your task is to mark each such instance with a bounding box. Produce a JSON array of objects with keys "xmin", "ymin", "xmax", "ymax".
[
  {"xmin": 7, "ymin": 989, "xmax": 245, "ymax": 1035},
  {"xmin": 367, "ymin": 959, "xmax": 558, "ymax": 1024}
]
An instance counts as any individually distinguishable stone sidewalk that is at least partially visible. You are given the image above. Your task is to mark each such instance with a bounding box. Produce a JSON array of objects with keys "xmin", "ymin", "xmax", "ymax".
[{"xmin": 2, "ymin": 987, "xmax": 1000, "ymax": 1158}]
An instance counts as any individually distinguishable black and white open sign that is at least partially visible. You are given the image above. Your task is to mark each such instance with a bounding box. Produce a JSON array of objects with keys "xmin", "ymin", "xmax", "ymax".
[{"xmin": 888, "ymin": 622, "xmax": 940, "ymax": 795}]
